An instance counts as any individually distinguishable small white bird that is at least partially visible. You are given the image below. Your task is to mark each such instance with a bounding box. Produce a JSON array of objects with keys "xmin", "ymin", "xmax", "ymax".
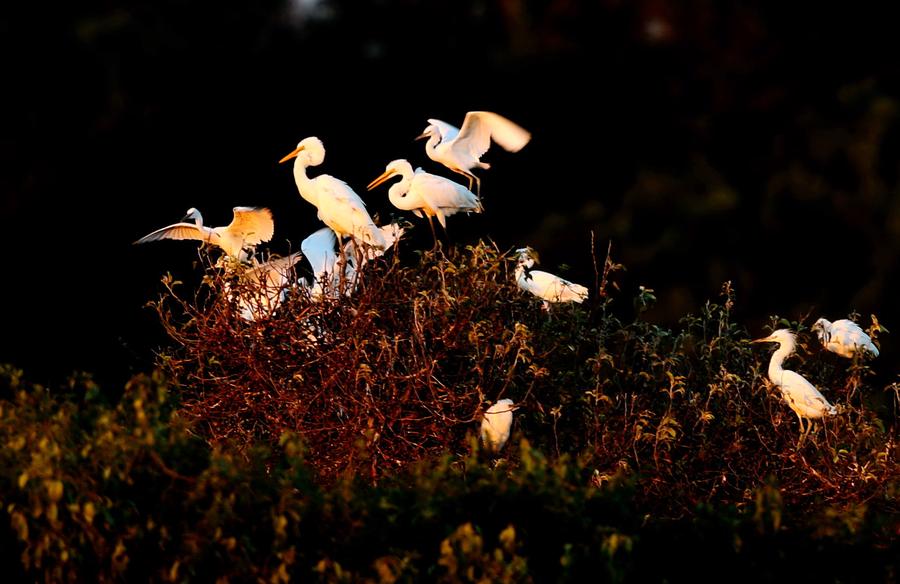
[
  {"xmin": 811, "ymin": 317, "xmax": 879, "ymax": 359},
  {"xmin": 279, "ymin": 137, "xmax": 386, "ymax": 249},
  {"xmin": 367, "ymin": 159, "xmax": 483, "ymax": 243},
  {"xmin": 417, "ymin": 111, "xmax": 531, "ymax": 195},
  {"xmin": 134, "ymin": 206, "xmax": 274, "ymax": 261},
  {"xmin": 229, "ymin": 252, "xmax": 303, "ymax": 322},
  {"xmin": 480, "ymin": 398, "xmax": 515, "ymax": 454},
  {"xmin": 514, "ymin": 248, "xmax": 588, "ymax": 309},
  {"xmin": 752, "ymin": 329, "xmax": 837, "ymax": 445}
]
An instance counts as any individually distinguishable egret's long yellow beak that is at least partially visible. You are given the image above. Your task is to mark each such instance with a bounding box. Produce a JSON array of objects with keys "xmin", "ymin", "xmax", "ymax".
[
  {"xmin": 415, "ymin": 131, "xmax": 429, "ymax": 141},
  {"xmin": 750, "ymin": 335, "xmax": 775, "ymax": 344},
  {"xmin": 279, "ymin": 145, "xmax": 305, "ymax": 164},
  {"xmin": 367, "ymin": 169, "xmax": 397, "ymax": 191}
]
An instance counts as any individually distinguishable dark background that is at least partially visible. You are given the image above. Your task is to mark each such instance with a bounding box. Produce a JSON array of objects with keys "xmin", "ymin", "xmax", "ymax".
[{"xmin": 4, "ymin": 1, "xmax": 900, "ymax": 387}]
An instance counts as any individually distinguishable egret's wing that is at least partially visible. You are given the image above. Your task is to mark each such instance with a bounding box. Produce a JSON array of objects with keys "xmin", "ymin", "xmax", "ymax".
[
  {"xmin": 228, "ymin": 207, "xmax": 275, "ymax": 246},
  {"xmin": 316, "ymin": 176, "xmax": 386, "ymax": 248},
  {"xmin": 413, "ymin": 172, "xmax": 482, "ymax": 213},
  {"xmin": 776, "ymin": 370, "xmax": 834, "ymax": 415},
  {"xmin": 246, "ymin": 251, "xmax": 303, "ymax": 287},
  {"xmin": 456, "ymin": 111, "xmax": 531, "ymax": 159},
  {"xmin": 301, "ymin": 227, "xmax": 339, "ymax": 279},
  {"xmin": 527, "ymin": 270, "xmax": 588, "ymax": 303},
  {"xmin": 134, "ymin": 223, "xmax": 214, "ymax": 245},
  {"xmin": 427, "ymin": 118, "xmax": 460, "ymax": 142}
]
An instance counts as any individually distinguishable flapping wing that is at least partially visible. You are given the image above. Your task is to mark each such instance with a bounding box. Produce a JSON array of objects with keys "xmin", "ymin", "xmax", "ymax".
[
  {"xmin": 228, "ymin": 207, "xmax": 275, "ymax": 246},
  {"xmin": 134, "ymin": 223, "xmax": 212, "ymax": 245},
  {"xmin": 457, "ymin": 111, "xmax": 531, "ymax": 159}
]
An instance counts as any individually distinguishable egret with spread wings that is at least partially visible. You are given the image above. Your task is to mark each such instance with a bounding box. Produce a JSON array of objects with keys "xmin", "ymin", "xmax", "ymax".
[
  {"xmin": 417, "ymin": 111, "xmax": 531, "ymax": 195},
  {"xmin": 134, "ymin": 206, "xmax": 274, "ymax": 262}
]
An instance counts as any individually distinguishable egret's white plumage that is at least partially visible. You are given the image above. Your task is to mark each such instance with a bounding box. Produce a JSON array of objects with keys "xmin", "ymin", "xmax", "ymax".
[
  {"xmin": 418, "ymin": 111, "xmax": 531, "ymax": 194},
  {"xmin": 752, "ymin": 329, "xmax": 837, "ymax": 444},
  {"xmin": 300, "ymin": 224, "xmax": 404, "ymax": 301},
  {"xmin": 229, "ymin": 252, "xmax": 303, "ymax": 322},
  {"xmin": 480, "ymin": 398, "xmax": 515, "ymax": 454},
  {"xmin": 280, "ymin": 137, "xmax": 386, "ymax": 249},
  {"xmin": 514, "ymin": 248, "xmax": 588, "ymax": 308},
  {"xmin": 367, "ymin": 159, "xmax": 483, "ymax": 235},
  {"xmin": 134, "ymin": 207, "xmax": 274, "ymax": 261},
  {"xmin": 811, "ymin": 318, "xmax": 879, "ymax": 359}
]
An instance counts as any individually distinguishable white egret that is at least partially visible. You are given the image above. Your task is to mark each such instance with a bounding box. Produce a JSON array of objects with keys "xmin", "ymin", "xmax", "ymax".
[
  {"xmin": 752, "ymin": 329, "xmax": 837, "ymax": 445},
  {"xmin": 417, "ymin": 111, "xmax": 531, "ymax": 194},
  {"xmin": 514, "ymin": 248, "xmax": 588, "ymax": 309},
  {"xmin": 480, "ymin": 398, "xmax": 515, "ymax": 455},
  {"xmin": 367, "ymin": 159, "xmax": 483, "ymax": 243},
  {"xmin": 229, "ymin": 252, "xmax": 303, "ymax": 322},
  {"xmin": 811, "ymin": 317, "xmax": 879, "ymax": 359},
  {"xmin": 134, "ymin": 207, "xmax": 274, "ymax": 261},
  {"xmin": 300, "ymin": 224, "xmax": 404, "ymax": 301},
  {"xmin": 279, "ymin": 137, "xmax": 386, "ymax": 249}
]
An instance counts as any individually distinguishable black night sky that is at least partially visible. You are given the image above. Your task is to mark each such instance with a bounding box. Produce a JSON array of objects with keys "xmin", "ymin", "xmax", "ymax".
[{"xmin": 4, "ymin": 1, "xmax": 900, "ymax": 386}]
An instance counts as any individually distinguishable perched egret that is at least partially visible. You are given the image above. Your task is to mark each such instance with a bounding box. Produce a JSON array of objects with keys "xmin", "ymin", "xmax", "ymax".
[
  {"xmin": 367, "ymin": 159, "xmax": 482, "ymax": 244},
  {"xmin": 229, "ymin": 252, "xmax": 303, "ymax": 322},
  {"xmin": 417, "ymin": 111, "xmax": 531, "ymax": 195},
  {"xmin": 514, "ymin": 248, "xmax": 588, "ymax": 309},
  {"xmin": 300, "ymin": 224, "xmax": 404, "ymax": 301},
  {"xmin": 480, "ymin": 398, "xmax": 515, "ymax": 455},
  {"xmin": 752, "ymin": 329, "xmax": 837, "ymax": 445},
  {"xmin": 811, "ymin": 317, "xmax": 879, "ymax": 359},
  {"xmin": 279, "ymin": 137, "xmax": 386, "ymax": 249},
  {"xmin": 134, "ymin": 207, "xmax": 274, "ymax": 261}
]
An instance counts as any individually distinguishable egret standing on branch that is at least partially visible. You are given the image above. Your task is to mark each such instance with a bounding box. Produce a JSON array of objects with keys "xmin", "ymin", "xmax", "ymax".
[
  {"xmin": 417, "ymin": 111, "xmax": 531, "ymax": 195},
  {"xmin": 514, "ymin": 247, "xmax": 588, "ymax": 309},
  {"xmin": 811, "ymin": 317, "xmax": 880, "ymax": 359},
  {"xmin": 367, "ymin": 158, "xmax": 482, "ymax": 245},
  {"xmin": 481, "ymin": 398, "xmax": 516, "ymax": 455},
  {"xmin": 134, "ymin": 206, "xmax": 274, "ymax": 262},
  {"xmin": 279, "ymin": 137, "xmax": 386, "ymax": 249},
  {"xmin": 751, "ymin": 329, "xmax": 837, "ymax": 446}
]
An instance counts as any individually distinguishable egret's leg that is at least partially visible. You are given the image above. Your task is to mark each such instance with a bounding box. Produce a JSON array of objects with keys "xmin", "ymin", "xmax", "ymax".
[
  {"xmin": 426, "ymin": 215, "xmax": 440, "ymax": 251},
  {"xmin": 472, "ymin": 174, "xmax": 482, "ymax": 197},
  {"xmin": 795, "ymin": 413, "xmax": 806, "ymax": 447}
]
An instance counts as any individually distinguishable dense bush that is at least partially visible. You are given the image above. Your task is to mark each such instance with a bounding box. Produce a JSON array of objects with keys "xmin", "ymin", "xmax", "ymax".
[
  {"xmin": 0, "ymin": 366, "xmax": 897, "ymax": 582},
  {"xmin": 1, "ymin": 239, "xmax": 897, "ymax": 581}
]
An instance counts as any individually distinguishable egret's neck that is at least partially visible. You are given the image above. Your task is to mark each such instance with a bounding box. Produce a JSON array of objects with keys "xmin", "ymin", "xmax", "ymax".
[
  {"xmin": 292, "ymin": 158, "xmax": 317, "ymax": 206},
  {"xmin": 424, "ymin": 135, "xmax": 441, "ymax": 162},
  {"xmin": 387, "ymin": 176, "xmax": 413, "ymax": 210},
  {"xmin": 767, "ymin": 342, "xmax": 792, "ymax": 380}
]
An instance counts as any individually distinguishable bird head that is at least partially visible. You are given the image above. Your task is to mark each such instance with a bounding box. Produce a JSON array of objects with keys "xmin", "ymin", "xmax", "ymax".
[
  {"xmin": 367, "ymin": 159, "xmax": 412, "ymax": 191},
  {"xmin": 751, "ymin": 328, "xmax": 797, "ymax": 353},
  {"xmin": 811, "ymin": 318, "xmax": 832, "ymax": 342},
  {"xmin": 182, "ymin": 207, "xmax": 202, "ymax": 224},
  {"xmin": 416, "ymin": 124, "xmax": 438, "ymax": 141},
  {"xmin": 279, "ymin": 136, "xmax": 325, "ymax": 167},
  {"xmin": 514, "ymin": 247, "xmax": 538, "ymax": 268}
]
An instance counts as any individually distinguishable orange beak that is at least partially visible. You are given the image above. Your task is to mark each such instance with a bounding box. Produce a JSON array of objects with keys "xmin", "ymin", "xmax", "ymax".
[
  {"xmin": 279, "ymin": 145, "xmax": 305, "ymax": 164},
  {"xmin": 367, "ymin": 168, "xmax": 397, "ymax": 191}
]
